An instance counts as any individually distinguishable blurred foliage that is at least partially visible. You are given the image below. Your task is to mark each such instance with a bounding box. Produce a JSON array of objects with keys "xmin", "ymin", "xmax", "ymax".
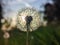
[{"xmin": 0, "ymin": 24, "xmax": 60, "ymax": 45}]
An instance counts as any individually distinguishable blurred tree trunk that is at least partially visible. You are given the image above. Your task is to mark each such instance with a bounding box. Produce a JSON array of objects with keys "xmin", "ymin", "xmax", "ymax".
[{"xmin": 0, "ymin": 3, "xmax": 3, "ymax": 28}]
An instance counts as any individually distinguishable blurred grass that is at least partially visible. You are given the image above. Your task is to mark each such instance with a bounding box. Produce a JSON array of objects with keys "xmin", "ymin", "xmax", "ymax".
[{"xmin": 0, "ymin": 25, "xmax": 60, "ymax": 45}]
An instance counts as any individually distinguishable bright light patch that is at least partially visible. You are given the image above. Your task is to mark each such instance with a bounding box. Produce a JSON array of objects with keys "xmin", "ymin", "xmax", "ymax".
[{"xmin": 21, "ymin": 16, "xmax": 26, "ymax": 22}]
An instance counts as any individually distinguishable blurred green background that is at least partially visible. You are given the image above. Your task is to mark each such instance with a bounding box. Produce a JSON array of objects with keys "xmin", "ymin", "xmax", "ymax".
[{"xmin": 0, "ymin": 24, "xmax": 60, "ymax": 45}]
